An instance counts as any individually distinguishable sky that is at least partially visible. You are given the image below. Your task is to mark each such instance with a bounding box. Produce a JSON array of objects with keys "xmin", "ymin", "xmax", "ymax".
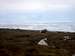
[
  {"xmin": 0, "ymin": 0, "xmax": 75, "ymax": 31},
  {"xmin": 0, "ymin": 0, "xmax": 74, "ymax": 25}
]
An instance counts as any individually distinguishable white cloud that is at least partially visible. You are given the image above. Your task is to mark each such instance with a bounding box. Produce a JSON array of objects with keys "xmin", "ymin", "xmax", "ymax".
[{"xmin": 0, "ymin": 0, "xmax": 74, "ymax": 11}]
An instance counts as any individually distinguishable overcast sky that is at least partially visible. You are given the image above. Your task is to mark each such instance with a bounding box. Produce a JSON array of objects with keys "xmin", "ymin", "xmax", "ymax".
[{"xmin": 0, "ymin": 0, "xmax": 74, "ymax": 25}]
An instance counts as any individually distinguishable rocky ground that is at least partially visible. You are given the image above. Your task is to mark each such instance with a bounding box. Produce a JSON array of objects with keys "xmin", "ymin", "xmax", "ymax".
[{"xmin": 0, "ymin": 28, "xmax": 75, "ymax": 56}]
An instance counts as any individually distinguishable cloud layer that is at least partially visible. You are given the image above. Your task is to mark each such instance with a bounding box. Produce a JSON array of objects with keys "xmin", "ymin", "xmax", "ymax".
[{"xmin": 0, "ymin": 0, "xmax": 74, "ymax": 11}]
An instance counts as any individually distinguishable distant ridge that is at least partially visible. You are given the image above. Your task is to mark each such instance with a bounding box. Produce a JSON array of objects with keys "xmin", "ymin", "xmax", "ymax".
[{"xmin": 0, "ymin": 22, "xmax": 75, "ymax": 32}]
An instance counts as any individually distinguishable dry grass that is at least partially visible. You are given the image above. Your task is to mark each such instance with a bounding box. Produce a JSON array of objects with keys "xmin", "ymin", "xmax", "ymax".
[{"xmin": 0, "ymin": 28, "xmax": 75, "ymax": 56}]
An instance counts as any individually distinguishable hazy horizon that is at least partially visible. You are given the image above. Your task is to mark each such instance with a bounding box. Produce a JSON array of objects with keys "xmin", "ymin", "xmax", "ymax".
[{"xmin": 0, "ymin": 0, "xmax": 75, "ymax": 32}]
